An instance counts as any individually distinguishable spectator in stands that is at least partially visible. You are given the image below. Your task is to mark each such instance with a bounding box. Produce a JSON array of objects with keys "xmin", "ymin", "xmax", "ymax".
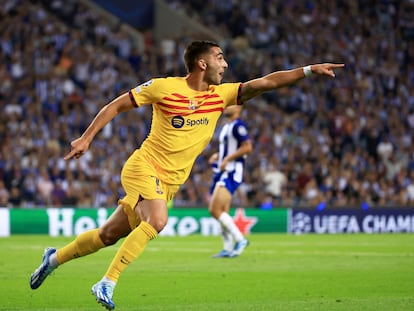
[
  {"xmin": 377, "ymin": 134, "xmax": 394, "ymax": 161},
  {"xmin": 8, "ymin": 186, "xmax": 22, "ymax": 207},
  {"xmin": 61, "ymin": 183, "xmax": 79, "ymax": 207},
  {"xmin": 404, "ymin": 170, "xmax": 414, "ymax": 205},
  {"xmin": 51, "ymin": 181, "xmax": 66, "ymax": 207},
  {"xmin": 261, "ymin": 158, "xmax": 287, "ymax": 206},
  {"xmin": 0, "ymin": 180, "xmax": 10, "ymax": 207},
  {"xmin": 36, "ymin": 168, "xmax": 54, "ymax": 206}
]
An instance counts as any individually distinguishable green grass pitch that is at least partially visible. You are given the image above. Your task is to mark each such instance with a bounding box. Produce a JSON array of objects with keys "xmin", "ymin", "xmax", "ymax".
[{"xmin": 1, "ymin": 234, "xmax": 413, "ymax": 310}]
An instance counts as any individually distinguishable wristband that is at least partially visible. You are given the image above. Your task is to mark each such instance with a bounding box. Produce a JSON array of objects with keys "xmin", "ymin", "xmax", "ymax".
[{"xmin": 303, "ymin": 65, "xmax": 312, "ymax": 77}]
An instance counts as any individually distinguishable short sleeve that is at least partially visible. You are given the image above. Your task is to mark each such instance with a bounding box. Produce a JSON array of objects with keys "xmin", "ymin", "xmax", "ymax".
[
  {"xmin": 129, "ymin": 79, "xmax": 159, "ymax": 107},
  {"xmin": 216, "ymin": 82, "xmax": 243, "ymax": 107},
  {"xmin": 233, "ymin": 120, "xmax": 249, "ymax": 142}
]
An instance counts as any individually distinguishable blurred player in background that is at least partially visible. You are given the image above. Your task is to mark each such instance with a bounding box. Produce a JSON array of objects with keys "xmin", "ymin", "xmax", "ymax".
[
  {"xmin": 209, "ymin": 105, "xmax": 252, "ymax": 258},
  {"xmin": 29, "ymin": 40, "xmax": 344, "ymax": 310}
]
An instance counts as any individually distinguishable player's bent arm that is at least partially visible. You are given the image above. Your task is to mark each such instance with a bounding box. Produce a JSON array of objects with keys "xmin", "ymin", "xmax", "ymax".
[
  {"xmin": 80, "ymin": 92, "xmax": 134, "ymax": 143},
  {"xmin": 225, "ymin": 140, "xmax": 253, "ymax": 162},
  {"xmin": 64, "ymin": 92, "xmax": 135, "ymax": 160},
  {"xmin": 220, "ymin": 140, "xmax": 252, "ymax": 171},
  {"xmin": 240, "ymin": 63, "xmax": 344, "ymax": 102}
]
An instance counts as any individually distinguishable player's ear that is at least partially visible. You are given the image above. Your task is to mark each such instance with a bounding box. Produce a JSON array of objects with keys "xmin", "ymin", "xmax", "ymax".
[{"xmin": 198, "ymin": 59, "xmax": 207, "ymax": 70}]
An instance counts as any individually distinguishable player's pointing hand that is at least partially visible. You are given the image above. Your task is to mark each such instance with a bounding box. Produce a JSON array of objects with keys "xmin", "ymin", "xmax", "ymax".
[
  {"xmin": 310, "ymin": 63, "xmax": 345, "ymax": 78},
  {"xmin": 64, "ymin": 137, "xmax": 90, "ymax": 160}
]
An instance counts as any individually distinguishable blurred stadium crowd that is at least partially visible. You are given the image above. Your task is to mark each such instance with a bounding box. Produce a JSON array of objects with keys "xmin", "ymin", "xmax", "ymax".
[{"xmin": 1, "ymin": 0, "xmax": 414, "ymax": 209}]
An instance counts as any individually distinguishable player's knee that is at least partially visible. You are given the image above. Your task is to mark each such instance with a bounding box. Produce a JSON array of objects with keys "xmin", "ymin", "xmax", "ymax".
[
  {"xmin": 208, "ymin": 206, "xmax": 221, "ymax": 219},
  {"xmin": 149, "ymin": 218, "xmax": 168, "ymax": 233},
  {"xmin": 209, "ymin": 210, "xmax": 220, "ymax": 219},
  {"xmin": 99, "ymin": 228, "xmax": 122, "ymax": 246}
]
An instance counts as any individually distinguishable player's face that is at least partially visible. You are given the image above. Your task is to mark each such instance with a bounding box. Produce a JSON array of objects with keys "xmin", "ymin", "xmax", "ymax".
[{"xmin": 204, "ymin": 47, "xmax": 228, "ymax": 85}]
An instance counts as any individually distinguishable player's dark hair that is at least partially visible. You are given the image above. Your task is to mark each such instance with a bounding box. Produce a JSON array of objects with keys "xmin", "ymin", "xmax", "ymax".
[{"xmin": 184, "ymin": 40, "xmax": 220, "ymax": 73}]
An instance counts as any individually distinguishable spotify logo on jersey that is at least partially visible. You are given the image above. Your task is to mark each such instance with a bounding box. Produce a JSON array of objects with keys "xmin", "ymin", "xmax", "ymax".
[
  {"xmin": 171, "ymin": 116, "xmax": 210, "ymax": 128},
  {"xmin": 171, "ymin": 116, "xmax": 185, "ymax": 128}
]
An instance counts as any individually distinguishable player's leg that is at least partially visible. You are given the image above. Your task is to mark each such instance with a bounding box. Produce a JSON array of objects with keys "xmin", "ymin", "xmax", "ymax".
[
  {"xmin": 30, "ymin": 205, "xmax": 131, "ymax": 290},
  {"xmin": 92, "ymin": 199, "xmax": 166, "ymax": 310},
  {"xmin": 58, "ymin": 204, "xmax": 132, "ymax": 263},
  {"xmin": 210, "ymin": 185, "xmax": 245, "ymax": 242},
  {"xmin": 209, "ymin": 185, "xmax": 234, "ymax": 257},
  {"xmin": 210, "ymin": 184, "xmax": 249, "ymax": 257},
  {"xmin": 91, "ymin": 150, "xmax": 174, "ymax": 309},
  {"xmin": 212, "ymin": 227, "xmax": 233, "ymax": 258},
  {"xmin": 104, "ymin": 198, "xmax": 166, "ymax": 282}
]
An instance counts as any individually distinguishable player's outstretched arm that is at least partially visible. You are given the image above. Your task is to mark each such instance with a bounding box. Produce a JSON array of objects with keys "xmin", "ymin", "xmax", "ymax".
[
  {"xmin": 240, "ymin": 63, "xmax": 344, "ymax": 102},
  {"xmin": 64, "ymin": 92, "xmax": 135, "ymax": 160}
]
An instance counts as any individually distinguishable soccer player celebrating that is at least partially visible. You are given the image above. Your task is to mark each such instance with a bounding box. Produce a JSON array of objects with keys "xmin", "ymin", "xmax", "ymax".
[
  {"xmin": 209, "ymin": 105, "xmax": 252, "ymax": 258},
  {"xmin": 30, "ymin": 40, "xmax": 344, "ymax": 310}
]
